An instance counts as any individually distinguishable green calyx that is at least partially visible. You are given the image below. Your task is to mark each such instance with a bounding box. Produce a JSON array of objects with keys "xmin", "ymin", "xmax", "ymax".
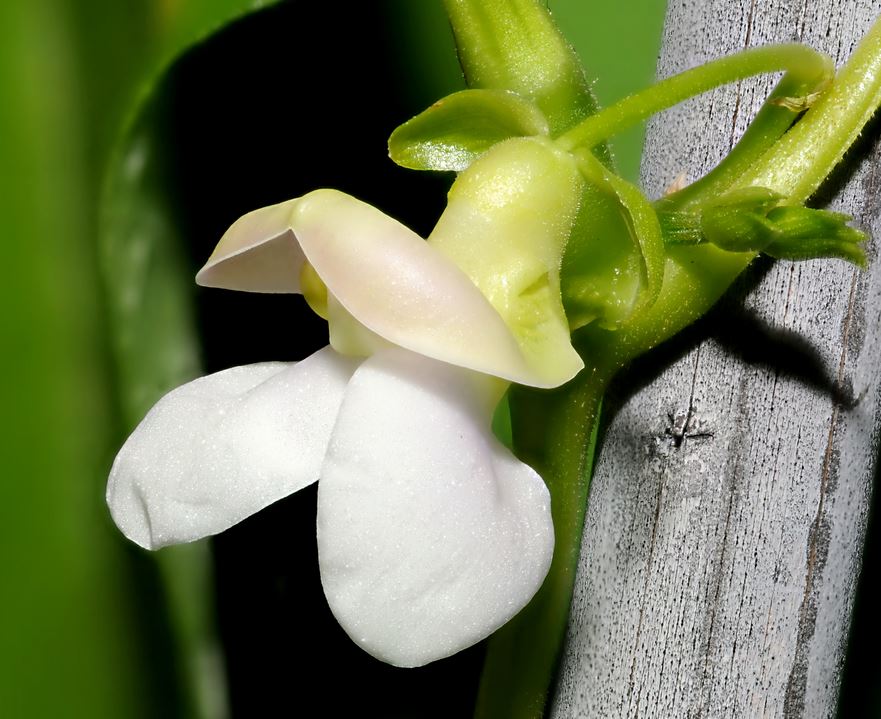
[
  {"xmin": 759, "ymin": 208, "xmax": 866, "ymax": 264},
  {"xmin": 660, "ymin": 187, "xmax": 867, "ymax": 266},
  {"xmin": 561, "ymin": 151, "xmax": 665, "ymax": 331}
]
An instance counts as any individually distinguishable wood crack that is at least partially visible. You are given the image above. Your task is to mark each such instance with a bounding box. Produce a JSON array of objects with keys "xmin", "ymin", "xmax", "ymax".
[
  {"xmin": 783, "ymin": 270, "xmax": 858, "ymax": 717},
  {"xmin": 625, "ymin": 462, "xmax": 667, "ymax": 717}
]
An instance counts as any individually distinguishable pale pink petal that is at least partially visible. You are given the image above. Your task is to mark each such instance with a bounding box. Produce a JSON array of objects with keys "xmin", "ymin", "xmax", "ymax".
[
  {"xmin": 292, "ymin": 189, "xmax": 581, "ymax": 387},
  {"xmin": 196, "ymin": 200, "xmax": 305, "ymax": 293}
]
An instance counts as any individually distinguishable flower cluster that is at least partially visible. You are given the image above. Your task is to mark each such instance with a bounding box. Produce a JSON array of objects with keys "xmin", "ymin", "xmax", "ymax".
[
  {"xmin": 106, "ymin": 3, "xmax": 872, "ymax": 670},
  {"xmin": 107, "ymin": 139, "xmax": 584, "ymax": 667}
]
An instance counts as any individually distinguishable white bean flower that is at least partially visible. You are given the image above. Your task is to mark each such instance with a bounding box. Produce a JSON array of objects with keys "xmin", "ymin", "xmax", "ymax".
[{"xmin": 107, "ymin": 137, "xmax": 585, "ymax": 667}]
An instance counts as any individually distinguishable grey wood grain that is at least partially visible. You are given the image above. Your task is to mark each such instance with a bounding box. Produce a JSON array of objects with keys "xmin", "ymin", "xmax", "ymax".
[{"xmin": 551, "ymin": 2, "xmax": 881, "ymax": 717}]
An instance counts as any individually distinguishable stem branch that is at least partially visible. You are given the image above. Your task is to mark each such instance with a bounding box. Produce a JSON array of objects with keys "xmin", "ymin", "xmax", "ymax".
[{"xmin": 558, "ymin": 44, "xmax": 832, "ymax": 153}]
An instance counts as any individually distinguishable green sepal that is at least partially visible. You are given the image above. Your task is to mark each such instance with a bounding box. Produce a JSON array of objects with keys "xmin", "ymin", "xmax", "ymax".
[
  {"xmin": 601, "ymin": 165, "xmax": 665, "ymax": 320},
  {"xmin": 657, "ymin": 209, "xmax": 704, "ymax": 246},
  {"xmin": 561, "ymin": 153, "xmax": 665, "ymax": 331},
  {"xmin": 659, "ymin": 187, "xmax": 779, "ymax": 247},
  {"xmin": 698, "ymin": 188, "xmax": 865, "ymax": 265},
  {"xmin": 698, "ymin": 187, "xmax": 783, "ymax": 251},
  {"xmin": 762, "ymin": 207, "xmax": 866, "ymax": 265},
  {"xmin": 388, "ymin": 89, "xmax": 548, "ymax": 172}
]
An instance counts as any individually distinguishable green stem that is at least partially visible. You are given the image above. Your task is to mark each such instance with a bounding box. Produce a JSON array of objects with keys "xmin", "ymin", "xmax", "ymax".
[
  {"xmin": 603, "ymin": 14, "xmax": 881, "ymax": 367},
  {"xmin": 737, "ymin": 16, "xmax": 881, "ymax": 203},
  {"xmin": 557, "ymin": 43, "xmax": 832, "ymax": 154},
  {"xmin": 667, "ymin": 63, "xmax": 830, "ymax": 209},
  {"xmin": 442, "ymin": 0, "xmax": 600, "ymax": 135},
  {"xmin": 475, "ymin": 362, "xmax": 614, "ymax": 719}
]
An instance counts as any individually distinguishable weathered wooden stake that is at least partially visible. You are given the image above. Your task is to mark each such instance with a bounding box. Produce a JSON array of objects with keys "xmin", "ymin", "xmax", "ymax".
[{"xmin": 551, "ymin": 1, "xmax": 881, "ymax": 716}]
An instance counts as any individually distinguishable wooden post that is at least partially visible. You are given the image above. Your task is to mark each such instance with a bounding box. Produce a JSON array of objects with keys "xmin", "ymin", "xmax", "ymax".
[{"xmin": 551, "ymin": 1, "xmax": 881, "ymax": 716}]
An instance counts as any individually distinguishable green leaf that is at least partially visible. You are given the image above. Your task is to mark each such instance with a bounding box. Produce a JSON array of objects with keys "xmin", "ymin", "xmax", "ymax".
[
  {"xmin": 0, "ymin": 0, "xmax": 199, "ymax": 716},
  {"xmin": 99, "ymin": 3, "xmax": 285, "ymax": 718},
  {"xmin": 389, "ymin": 89, "xmax": 548, "ymax": 172}
]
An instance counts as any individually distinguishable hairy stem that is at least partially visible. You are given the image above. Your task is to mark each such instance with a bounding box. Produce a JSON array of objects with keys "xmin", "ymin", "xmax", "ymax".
[
  {"xmin": 475, "ymin": 362, "xmax": 613, "ymax": 719},
  {"xmin": 558, "ymin": 43, "xmax": 832, "ymax": 153}
]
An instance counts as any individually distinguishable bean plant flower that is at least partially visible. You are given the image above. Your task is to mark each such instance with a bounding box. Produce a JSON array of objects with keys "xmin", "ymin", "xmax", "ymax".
[
  {"xmin": 107, "ymin": 138, "xmax": 584, "ymax": 667},
  {"xmin": 105, "ymin": 0, "xmax": 881, "ymax": 712}
]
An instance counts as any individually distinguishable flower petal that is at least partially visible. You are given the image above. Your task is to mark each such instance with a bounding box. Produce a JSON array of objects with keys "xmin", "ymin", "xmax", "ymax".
[
  {"xmin": 107, "ymin": 346, "xmax": 358, "ymax": 549},
  {"xmin": 292, "ymin": 189, "xmax": 578, "ymax": 387},
  {"xmin": 198, "ymin": 189, "xmax": 580, "ymax": 387},
  {"xmin": 195, "ymin": 200, "xmax": 306, "ymax": 293},
  {"xmin": 317, "ymin": 348, "xmax": 554, "ymax": 667}
]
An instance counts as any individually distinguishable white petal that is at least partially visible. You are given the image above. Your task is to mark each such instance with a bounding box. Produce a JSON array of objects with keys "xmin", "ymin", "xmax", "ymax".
[
  {"xmin": 195, "ymin": 200, "xmax": 305, "ymax": 293},
  {"xmin": 317, "ymin": 348, "xmax": 554, "ymax": 667},
  {"xmin": 108, "ymin": 346, "xmax": 359, "ymax": 549}
]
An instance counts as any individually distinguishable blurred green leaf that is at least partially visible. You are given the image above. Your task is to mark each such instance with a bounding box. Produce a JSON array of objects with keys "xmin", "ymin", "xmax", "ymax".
[
  {"xmin": 98, "ymin": 4, "xmax": 285, "ymax": 719},
  {"xmin": 0, "ymin": 0, "xmax": 175, "ymax": 716},
  {"xmin": 1, "ymin": 0, "xmax": 284, "ymax": 716},
  {"xmin": 102, "ymin": 88, "xmax": 222, "ymax": 719}
]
